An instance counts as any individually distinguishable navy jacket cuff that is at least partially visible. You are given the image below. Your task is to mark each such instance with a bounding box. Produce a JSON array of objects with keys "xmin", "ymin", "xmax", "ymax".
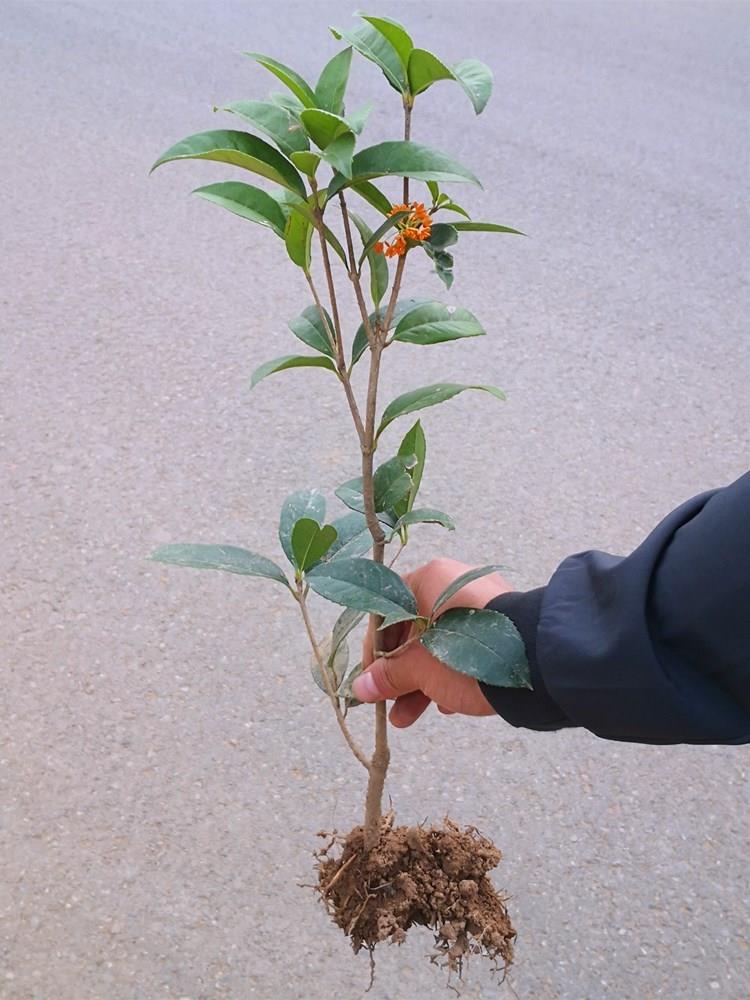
[{"xmin": 479, "ymin": 588, "xmax": 573, "ymax": 731}]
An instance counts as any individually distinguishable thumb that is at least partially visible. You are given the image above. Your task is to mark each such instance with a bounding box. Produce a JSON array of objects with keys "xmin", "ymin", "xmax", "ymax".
[{"xmin": 352, "ymin": 653, "xmax": 422, "ymax": 703}]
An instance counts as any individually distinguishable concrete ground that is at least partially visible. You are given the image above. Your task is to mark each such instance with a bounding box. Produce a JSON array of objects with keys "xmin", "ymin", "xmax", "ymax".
[{"xmin": 1, "ymin": 1, "xmax": 748, "ymax": 998}]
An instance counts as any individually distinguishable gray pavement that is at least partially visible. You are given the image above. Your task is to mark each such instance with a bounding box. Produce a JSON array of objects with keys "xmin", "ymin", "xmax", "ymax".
[{"xmin": 1, "ymin": 1, "xmax": 749, "ymax": 998}]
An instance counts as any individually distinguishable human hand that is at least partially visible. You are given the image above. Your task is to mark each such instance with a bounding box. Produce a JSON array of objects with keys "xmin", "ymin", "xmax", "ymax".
[{"xmin": 353, "ymin": 558, "xmax": 513, "ymax": 728}]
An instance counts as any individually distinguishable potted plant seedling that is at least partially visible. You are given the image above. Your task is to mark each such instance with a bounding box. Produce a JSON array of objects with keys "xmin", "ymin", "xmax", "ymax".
[{"xmin": 150, "ymin": 11, "xmax": 531, "ymax": 983}]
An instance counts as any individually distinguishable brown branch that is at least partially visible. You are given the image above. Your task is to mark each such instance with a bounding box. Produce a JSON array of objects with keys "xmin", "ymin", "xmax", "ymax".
[{"xmin": 338, "ymin": 192, "xmax": 377, "ymax": 347}]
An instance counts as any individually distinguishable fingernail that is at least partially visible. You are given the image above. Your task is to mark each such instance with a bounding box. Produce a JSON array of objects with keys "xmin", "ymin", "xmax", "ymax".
[{"xmin": 352, "ymin": 669, "xmax": 381, "ymax": 702}]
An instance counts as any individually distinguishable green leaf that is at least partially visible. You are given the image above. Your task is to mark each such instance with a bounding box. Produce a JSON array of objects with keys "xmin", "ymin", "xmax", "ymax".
[
  {"xmin": 378, "ymin": 383, "xmax": 505, "ymax": 437},
  {"xmin": 350, "ymin": 297, "xmax": 430, "ymax": 367},
  {"xmin": 333, "ymin": 479, "xmax": 397, "ymax": 526},
  {"xmin": 358, "ymin": 14, "xmax": 414, "ymax": 70},
  {"xmin": 396, "ymin": 419, "xmax": 426, "ymax": 515},
  {"xmin": 192, "ymin": 181, "xmax": 287, "ymax": 237},
  {"xmin": 373, "ymin": 455, "xmax": 414, "ymax": 515},
  {"xmin": 338, "ymin": 660, "xmax": 365, "ymax": 708},
  {"xmin": 451, "ymin": 222, "xmax": 525, "ymax": 235},
  {"xmin": 152, "ymin": 543, "xmax": 290, "ymax": 588},
  {"xmin": 315, "ymin": 47, "xmax": 353, "ymax": 115},
  {"xmin": 284, "ymin": 208, "xmax": 313, "ymax": 269},
  {"xmin": 426, "ymin": 180, "xmax": 440, "ymax": 203},
  {"xmin": 291, "ymin": 517, "xmax": 338, "ymax": 571},
  {"xmin": 269, "ymin": 91, "xmax": 304, "ymax": 115},
  {"xmin": 439, "ymin": 200, "xmax": 471, "ymax": 220},
  {"xmin": 279, "ymin": 489, "xmax": 326, "ymax": 563},
  {"xmin": 426, "ymin": 247, "xmax": 454, "ymax": 289},
  {"xmin": 452, "ymin": 58, "xmax": 493, "ymax": 115},
  {"xmin": 250, "ymin": 354, "xmax": 336, "ymax": 388},
  {"xmin": 331, "ymin": 22, "xmax": 406, "ymax": 92},
  {"xmin": 310, "ymin": 631, "xmax": 350, "ymax": 695},
  {"xmin": 321, "ymin": 132, "xmax": 355, "ymax": 179},
  {"xmin": 420, "ymin": 608, "xmax": 531, "ymax": 687},
  {"xmin": 427, "ymin": 223, "xmax": 458, "ymax": 250},
  {"xmin": 307, "ymin": 557, "xmax": 418, "ymax": 627},
  {"xmin": 331, "ymin": 141, "xmax": 481, "ymax": 193},
  {"xmin": 333, "ymin": 606, "xmax": 367, "ymax": 649},
  {"xmin": 431, "ymin": 564, "xmax": 505, "ymax": 615},
  {"xmin": 393, "ymin": 302, "xmax": 485, "ymax": 346},
  {"xmin": 151, "ymin": 130, "xmax": 306, "ymax": 197},
  {"xmin": 245, "ymin": 52, "xmax": 317, "ymax": 108},
  {"xmin": 220, "ymin": 100, "xmax": 309, "ymax": 156},
  {"xmin": 346, "ymin": 104, "xmax": 373, "ymax": 135},
  {"xmin": 299, "ymin": 109, "xmax": 352, "ymax": 149},
  {"xmin": 288, "ymin": 304, "xmax": 336, "ymax": 358},
  {"xmin": 290, "ymin": 150, "xmax": 321, "ymax": 177},
  {"xmin": 356, "ymin": 210, "xmax": 410, "ymax": 263},
  {"xmin": 349, "ymin": 212, "xmax": 389, "ymax": 308},
  {"xmin": 407, "ymin": 48, "xmax": 454, "ymax": 96},
  {"xmin": 347, "ymin": 179, "xmax": 392, "ymax": 215},
  {"xmin": 392, "ymin": 507, "xmax": 455, "ymax": 533},
  {"xmin": 325, "ymin": 512, "xmax": 374, "ymax": 561}
]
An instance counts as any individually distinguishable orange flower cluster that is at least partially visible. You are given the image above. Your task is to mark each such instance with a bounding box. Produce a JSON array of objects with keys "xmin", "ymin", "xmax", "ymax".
[{"xmin": 374, "ymin": 201, "xmax": 433, "ymax": 258}]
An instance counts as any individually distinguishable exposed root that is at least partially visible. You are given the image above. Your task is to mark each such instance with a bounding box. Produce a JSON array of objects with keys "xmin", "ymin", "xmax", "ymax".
[{"xmin": 314, "ymin": 814, "xmax": 516, "ymax": 984}]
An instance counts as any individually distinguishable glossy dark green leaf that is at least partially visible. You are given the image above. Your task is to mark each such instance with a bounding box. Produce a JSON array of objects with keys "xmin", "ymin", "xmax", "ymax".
[
  {"xmin": 426, "ymin": 180, "xmax": 440, "ymax": 203},
  {"xmin": 335, "ymin": 476, "xmax": 366, "ymax": 513},
  {"xmin": 245, "ymin": 52, "xmax": 317, "ymax": 107},
  {"xmin": 350, "ymin": 296, "xmax": 430, "ymax": 367},
  {"xmin": 378, "ymin": 382, "xmax": 505, "ymax": 437},
  {"xmin": 152, "ymin": 543, "xmax": 290, "ymax": 587},
  {"xmin": 420, "ymin": 608, "xmax": 531, "ymax": 687},
  {"xmin": 426, "ymin": 247, "xmax": 454, "ymax": 289},
  {"xmin": 347, "ymin": 179, "xmax": 392, "ymax": 215},
  {"xmin": 325, "ymin": 511, "xmax": 374, "ymax": 561},
  {"xmin": 250, "ymin": 353, "xmax": 337, "ymax": 388},
  {"xmin": 284, "ymin": 208, "xmax": 313, "ymax": 269},
  {"xmin": 407, "ymin": 48, "xmax": 454, "ymax": 96},
  {"xmin": 350, "ymin": 212, "xmax": 389, "ymax": 307},
  {"xmin": 330, "ymin": 141, "xmax": 481, "ymax": 193},
  {"xmin": 393, "ymin": 302, "xmax": 484, "ymax": 345},
  {"xmin": 279, "ymin": 489, "xmax": 326, "ymax": 563},
  {"xmin": 427, "ymin": 223, "xmax": 458, "ymax": 250},
  {"xmin": 373, "ymin": 455, "xmax": 413, "ymax": 514},
  {"xmin": 452, "ymin": 59, "xmax": 493, "ymax": 115},
  {"xmin": 220, "ymin": 100, "xmax": 309, "ymax": 156},
  {"xmin": 291, "ymin": 517, "xmax": 338, "ymax": 571},
  {"xmin": 451, "ymin": 222, "xmax": 525, "ymax": 235},
  {"xmin": 192, "ymin": 182, "xmax": 287, "ymax": 237},
  {"xmin": 396, "ymin": 419, "xmax": 426, "ymax": 515},
  {"xmin": 431, "ymin": 564, "xmax": 505, "ymax": 615},
  {"xmin": 288, "ymin": 304, "xmax": 336, "ymax": 358},
  {"xmin": 151, "ymin": 130, "xmax": 306, "ymax": 197},
  {"xmin": 299, "ymin": 109, "xmax": 352, "ymax": 149},
  {"xmin": 307, "ymin": 557, "xmax": 418, "ymax": 627},
  {"xmin": 321, "ymin": 132, "xmax": 355, "ymax": 179},
  {"xmin": 392, "ymin": 507, "xmax": 455, "ymax": 533},
  {"xmin": 290, "ymin": 150, "xmax": 321, "ymax": 177},
  {"xmin": 439, "ymin": 200, "xmax": 471, "ymax": 220},
  {"xmin": 359, "ymin": 14, "xmax": 414, "ymax": 70},
  {"xmin": 315, "ymin": 46, "xmax": 353, "ymax": 115},
  {"xmin": 330, "ymin": 22, "xmax": 406, "ymax": 92}
]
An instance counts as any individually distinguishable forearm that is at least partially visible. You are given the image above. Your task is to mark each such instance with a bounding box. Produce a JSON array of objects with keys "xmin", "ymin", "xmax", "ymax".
[{"xmin": 480, "ymin": 471, "xmax": 750, "ymax": 745}]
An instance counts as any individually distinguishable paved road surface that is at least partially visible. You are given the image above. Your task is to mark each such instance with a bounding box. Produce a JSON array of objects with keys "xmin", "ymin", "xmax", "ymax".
[{"xmin": 2, "ymin": 2, "xmax": 749, "ymax": 998}]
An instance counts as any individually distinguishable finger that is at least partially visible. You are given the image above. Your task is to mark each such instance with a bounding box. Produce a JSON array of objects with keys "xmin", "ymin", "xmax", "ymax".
[
  {"xmin": 352, "ymin": 645, "xmax": 436, "ymax": 702},
  {"xmin": 437, "ymin": 705, "xmax": 456, "ymax": 715},
  {"xmin": 389, "ymin": 691, "xmax": 431, "ymax": 728}
]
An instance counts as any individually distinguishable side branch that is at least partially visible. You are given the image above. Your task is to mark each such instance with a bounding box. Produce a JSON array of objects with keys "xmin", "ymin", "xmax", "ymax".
[{"xmin": 296, "ymin": 586, "xmax": 371, "ymax": 772}]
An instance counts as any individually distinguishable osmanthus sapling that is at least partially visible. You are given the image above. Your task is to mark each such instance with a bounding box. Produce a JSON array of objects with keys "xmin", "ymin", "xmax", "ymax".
[{"xmin": 150, "ymin": 11, "xmax": 530, "ymax": 974}]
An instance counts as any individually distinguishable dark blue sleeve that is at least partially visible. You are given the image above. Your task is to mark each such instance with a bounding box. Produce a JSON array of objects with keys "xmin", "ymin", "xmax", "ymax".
[{"xmin": 480, "ymin": 471, "xmax": 750, "ymax": 744}]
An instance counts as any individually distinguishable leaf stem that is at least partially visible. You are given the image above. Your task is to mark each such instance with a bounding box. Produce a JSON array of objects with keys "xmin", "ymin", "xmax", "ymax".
[
  {"xmin": 338, "ymin": 192, "xmax": 377, "ymax": 347},
  {"xmin": 296, "ymin": 583, "xmax": 371, "ymax": 771}
]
